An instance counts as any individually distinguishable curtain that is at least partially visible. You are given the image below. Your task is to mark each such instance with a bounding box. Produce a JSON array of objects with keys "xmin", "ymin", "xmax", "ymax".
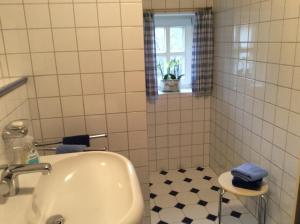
[
  {"xmin": 191, "ymin": 8, "xmax": 214, "ymax": 96},
  {"xmin": 143, "ymin": 12, "xmax": 158, "ymax": 102}
]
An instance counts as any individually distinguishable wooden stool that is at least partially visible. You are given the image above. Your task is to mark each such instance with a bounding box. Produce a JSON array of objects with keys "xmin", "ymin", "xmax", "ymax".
[{"xmin": 218, "ymin": 172, "xmax": 268, "ymax": 224}]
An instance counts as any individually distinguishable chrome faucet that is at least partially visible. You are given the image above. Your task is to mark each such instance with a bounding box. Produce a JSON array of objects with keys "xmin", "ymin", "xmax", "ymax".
[{"xmin": 0, "ymin": 163, "xmax": 52, "ymax": 197}]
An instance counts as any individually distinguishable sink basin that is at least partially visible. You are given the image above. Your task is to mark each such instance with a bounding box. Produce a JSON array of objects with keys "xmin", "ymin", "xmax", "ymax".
[{"xmin": 26, "ymin": 152, "xmax": 144, "ymax": 224}]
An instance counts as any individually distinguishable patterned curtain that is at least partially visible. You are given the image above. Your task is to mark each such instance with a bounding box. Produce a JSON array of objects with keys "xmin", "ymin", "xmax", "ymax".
[
  {"xmin": 143, "ymin": 12, "xmax": 158, "ymax": 102},
  {"xmin": 191, "ymin": 8, "xmax": 214, "ymax": 96}
]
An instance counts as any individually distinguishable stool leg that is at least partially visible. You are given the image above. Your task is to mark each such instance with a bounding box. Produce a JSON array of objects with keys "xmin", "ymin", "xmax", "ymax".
[
  {"xmin": 258, "ymin": 196, "xmax": 262, "ymax": 224},
  {"xmin": 218, "ymin": 188, "xmax": 225, "ymax": 224},
  {"xmin": 258, "ymin": 194, "xmax": 267, "ymax": 224}
]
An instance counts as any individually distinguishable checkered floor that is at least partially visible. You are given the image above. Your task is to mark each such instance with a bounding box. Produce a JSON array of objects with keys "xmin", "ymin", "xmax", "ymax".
[{"xmin": 150, "ymin": 167, "xmax": 258, "ymax": 224}]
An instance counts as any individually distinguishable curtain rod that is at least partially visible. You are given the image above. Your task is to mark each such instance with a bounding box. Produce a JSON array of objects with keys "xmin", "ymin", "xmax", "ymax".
[{"xmin": 143, "ymin": 7, "xmax": 212, "ymax": 13}]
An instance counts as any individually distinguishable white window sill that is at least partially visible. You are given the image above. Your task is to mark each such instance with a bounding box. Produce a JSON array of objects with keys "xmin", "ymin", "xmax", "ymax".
[{"xmin": 158, "ymin": 88, "xmax": 192, "ymax": 95}]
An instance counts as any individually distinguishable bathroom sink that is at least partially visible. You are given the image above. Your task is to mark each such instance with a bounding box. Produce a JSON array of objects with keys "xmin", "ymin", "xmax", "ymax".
[{"xmin": 25, "ymin": 152, "xmax": 144, "ymax": 224}]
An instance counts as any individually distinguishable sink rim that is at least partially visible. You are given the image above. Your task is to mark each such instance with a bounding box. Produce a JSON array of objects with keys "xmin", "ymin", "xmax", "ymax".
[{"xmin": 27, "ymin": 151, "xmax": 145, "ymax": 224}]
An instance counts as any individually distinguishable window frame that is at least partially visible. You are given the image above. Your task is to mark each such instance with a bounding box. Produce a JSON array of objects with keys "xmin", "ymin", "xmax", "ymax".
[{"xmin": 154, "ymin": 14, "xmax": 194, "ymax": 93}]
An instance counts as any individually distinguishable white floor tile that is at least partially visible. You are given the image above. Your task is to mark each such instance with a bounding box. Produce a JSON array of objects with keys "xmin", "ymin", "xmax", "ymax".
[
  {"xmin": 198, "ymin": 188, "xmax": 219, "ymax": 202},
  {"xmin": 176, "ymin": 191, "xmax": 199, "ymax": 205},
  {"xmin": 150, "ymin": 183, "xmax": 171, "ymax": 195},
  {"xmin": 165, "ymin": 170, "xmax": 185, "ymax": 181},
  {"xmin": 170, "ymin": 181, "xmax": 191, "ymax": 192},
  {"xmin": 240, "ymin": 213, "xmax": 258, "ymax": 224},
  {"xmin": 150, "ymin": 172, "xmax": 166, "ymax": 183},
  {"xmin": 159, "ymin": 207, "xmax": 185, "ymax": 223},
  {"xmin": 154, "ymin": 194, "xmax": 177, "ymax": 208},
  {"xmin": 221, "ymin": 215, "xmax": 242, "ymax": 224},
  {"xmin": 182, "ymin": 204, "xmax": 208, "ymax": 219}
]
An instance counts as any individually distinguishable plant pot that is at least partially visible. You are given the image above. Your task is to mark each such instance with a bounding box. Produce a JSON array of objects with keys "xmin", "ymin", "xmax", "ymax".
[{"xmin": 161, "ymin": 80, "xmax": 180, "ymax": 92}]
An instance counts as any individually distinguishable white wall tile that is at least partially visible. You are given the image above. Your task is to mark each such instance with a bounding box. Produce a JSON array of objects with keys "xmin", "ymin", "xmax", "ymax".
[
  {"xmin": 24, "ymin": 4, "xmax": 51, "ymax": 28},
  {"xmin": 63, "ymin": 116, "xmax": 86, "ymax": 136},
  {"xmin": 35, "ymin": 75, "xmax": 59, "ymax": 97},
  {"xmin": 28, "ymin": 29, "xmax": 54, "ymax": 52},
  {"xmin": 100, "ymin": 27, "xmax": 122, "ymax": 50},
  {"xmin": 38, "ymin": 97, "xmax": 62, "ymax": 118},
  {"xmin": 31, "ymin": 53, "xmax": 56, "ymax": 75},
  {"xmin": 103, "ymin": 72, "xmax": 125, "ymax": 93},
  {"xmin": 78, "ymin": 51, "xmax": 102, "ymax": 73},
  {"xmin": 81, "ymin": 73, "xmax": 104, "ymax": 95},
  {"xmin": 98, "ymin": 3, "xmax": 121, "ymax": 26},
  {"xmin": 61, "ymin": 96, "xmax": 84, "ymax": 117},
  {"xmin": 83, "ymin": 94, "xmax": 106, "ymax": 115},
  {"xmin": 58, "ymin": 74, "xmax": 82, "ymax": 96},
  {"xmin": 56, "ymin": 52, "xmax": 80, "ymax": 74},
  {"xmin": 74, "ymin": 3, "xmax": 98, "ymax": 27},
  {"xmin": 76, "ymin": 28, "xmax": 100, "ymax": 51},
  {"xmin": 50, "ymin": 4, "xmax": 75, "ymax": 28},
  {"xmin": 53, "ymin": 28, "xmax": 77, "ymax": 51},
  {"xmin": 105, "ymin": 93, "xmax": 126, "ymax": 113}
]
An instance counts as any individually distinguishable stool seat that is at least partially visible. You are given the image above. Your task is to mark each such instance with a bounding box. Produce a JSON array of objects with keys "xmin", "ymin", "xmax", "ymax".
[{"xmin": 218, "ymin": 171, "xmax": 268, "ymax": 197}]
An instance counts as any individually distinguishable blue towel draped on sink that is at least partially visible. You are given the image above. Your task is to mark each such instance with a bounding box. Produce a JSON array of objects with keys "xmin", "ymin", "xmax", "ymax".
[{"xmin": 231, "ymin": 163, "xmax": 268, "ymax": 182}]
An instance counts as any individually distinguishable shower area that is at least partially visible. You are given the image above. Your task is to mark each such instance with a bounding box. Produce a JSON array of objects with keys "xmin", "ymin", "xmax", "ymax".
[{"xmin": 144, "ymin": 0, "xmax": 300, "ymax": 224}]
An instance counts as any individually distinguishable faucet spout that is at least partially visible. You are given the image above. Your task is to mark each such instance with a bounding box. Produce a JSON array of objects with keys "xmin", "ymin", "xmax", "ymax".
[
  {"xmin": 0, "ymin": 163, "xmax": 52, "ymax": 197},
  {"xmin": 6, "ymin": 163, "xmax": 52, "ymax": 178}
]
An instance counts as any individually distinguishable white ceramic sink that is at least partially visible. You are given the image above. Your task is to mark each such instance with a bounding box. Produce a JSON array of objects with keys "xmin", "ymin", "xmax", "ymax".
[{"xmin": 24, "ymin": 152, "xmax": 144, "ymax": 224}]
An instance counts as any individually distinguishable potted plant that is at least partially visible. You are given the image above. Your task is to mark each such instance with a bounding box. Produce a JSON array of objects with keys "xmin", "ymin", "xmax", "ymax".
[{"xmin": 157, "ymin": 59, "xmax": 184, "ymax": 92}]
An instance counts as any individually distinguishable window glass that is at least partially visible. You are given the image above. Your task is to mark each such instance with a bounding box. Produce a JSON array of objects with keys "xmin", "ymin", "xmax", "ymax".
[
  {"xmin": 155, "ymin": 27, "xmax": 166, "ymax": 53},
  {"xmin": 170, "ymin": 27, "xmax": 185, "ymax": 53},
  {"xmin": 154, "ymin": 15, "xmax": 194, "ymax": 93}
]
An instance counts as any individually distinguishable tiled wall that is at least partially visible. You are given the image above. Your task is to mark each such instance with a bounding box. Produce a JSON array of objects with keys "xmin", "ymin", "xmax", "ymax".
[
  {"xmin": 0, "ymin": 0, "xmax": 150, "ymax": 223},
  {"xmin": 147, "ymin": 94, "xmax": 211, "ymax": 171},
  {"xmin": 211, "ymin": 0, "xmax": 300, "ymax": 223},
  {"xmin": 143, "ymin": 0, "xmax": 213, "ymax": 172}
]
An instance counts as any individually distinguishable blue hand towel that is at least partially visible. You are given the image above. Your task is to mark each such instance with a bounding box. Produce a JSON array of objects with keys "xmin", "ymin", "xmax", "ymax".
[
  {"xmin": 232, "ymin": 177, "xmax": 262, "ymax": 191},
  {"xmin": 56, "ymin": 144, "xmax": 86, "ymax": 154},
  {"xmin": 231, "ymin": 163, "xmax": 268, "ymax": 182}
]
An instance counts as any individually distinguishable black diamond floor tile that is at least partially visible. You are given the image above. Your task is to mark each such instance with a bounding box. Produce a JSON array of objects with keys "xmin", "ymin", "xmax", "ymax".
[
  {"xmin": 190, "ymin": 188, "xmax": 199, "ymax": 193},
  {"xmin": 178, "ymin": 168, "xmax": 186, "ymax": 173},
  {"xmin": 157, "ymin": 221, "xmax": 168, "ymax": 224},
  {"xmin": 150, "ymin": 193, "xmax": 157, "ymax": 199},
  {"xmin": 160, "ymin": 170, "xmax": 168, "ymax": 175},
  {"xmin": 222, "ymin": 197, "xmax": 230, "ymax": 204},
  {"xmin": 231, "ymin": 210, "xmax": 242, "ymax": 218},
  {"xmin": 184, "ymin": 177, "xmax": 192, "ymax": 182},
  {"xmin": 149, "ymin": 183, "xmax": 152, "ymax": 186},
  {"xmin": 206, "ymin": 214, "xmax": 217, "ymax": 221},
  {"xmin": 196, "ymin": 166, "xmax": 204, "ymax": 171},
  {"xmin": 203, "ymin": 175, "xmax": 212, "ymax": 180},
  {"xmin": 169, "ymin": 190, "xmax": 178, "ymax": 196},
  {"xmin": 182, "ymin": 217, "xmax": 193, "ymax": 224},
  {"xmin": 211, "ymin": 186, "xmax": 220, "ymax": 191},
  {"xmin": 175, "ymin": 202, "xmax": 185, "ymax": 209},
  {"xmin": 198, "ymin": 200, "xmax": 208, "ymax": 206},
  {"xmin": 152, "ymin": 206, "xmax": 162, "ymax": 213},
  {"xmin": 164, "ymin": 180, "xmax": 173, "ymax": 185}
]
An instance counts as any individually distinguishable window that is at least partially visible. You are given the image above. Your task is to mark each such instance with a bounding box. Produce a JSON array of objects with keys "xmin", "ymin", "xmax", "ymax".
[{"xmin": 154, "ymin": 14, "xmax": 194, "ymax": 93}]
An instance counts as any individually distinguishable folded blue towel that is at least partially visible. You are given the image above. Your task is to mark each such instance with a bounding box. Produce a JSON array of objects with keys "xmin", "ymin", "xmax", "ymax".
[
  {"xmin": 232, "ymin": 177, "xmax": 262, "ymax": 191},
  {"xmin": 231, "ymin": 163, "xmax": 268, "ymax": 182},
  {"xmin": 56, "ymin": 144, "xmax": 86, "ymax": 154}
]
